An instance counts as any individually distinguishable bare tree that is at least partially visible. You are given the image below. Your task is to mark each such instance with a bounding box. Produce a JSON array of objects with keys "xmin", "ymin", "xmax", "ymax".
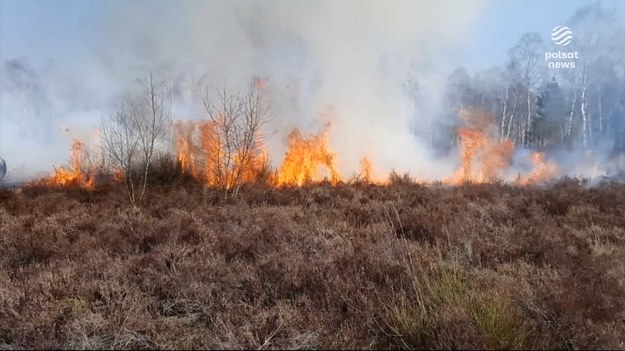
[
  {"xmin": 100, "ymin": 74, "xmax": 172, "ymax": 205},
  {"xmin": 135, "ymin": 74, "xmax": 172, "ymax": 199},
  {"xmin": 199, "ymin": 81, "xmax": 269, "ymax": 198},
  {"xmin": 100, "ymin": 97, "xmax": 141, "ymax": 204}
]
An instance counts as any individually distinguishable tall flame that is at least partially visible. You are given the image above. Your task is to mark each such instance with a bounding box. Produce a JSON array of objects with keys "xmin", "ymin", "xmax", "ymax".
[
  {"xmin": 446, "ymin": 109, "xmax": 514, "ymax": 184},
  {"xmin": 359, "ymin": 156, "xmax": 373, "ymax": 183},
  {"xmin": 173, "ymin": 119, "xmax": 270, "ymax": 188},
  {"xmin": 199, "ymin": 120, "xmax": 221, "ymax": 186},
  {"xmin": 276, "ymin": 123, "xmax": 342, "ymax": 186},
  {"xmin": 518, "ymin": 152, "xmax": 558, "ymax": 185},
  {"xmin": 173, "ymin": 120, "xmax": 200, "ymax": 178},
  {"xmin": 47, "ymin": 139, "xmax": 96, "ymax": 189},
  {"xmin": 35, "ymin": 106, "xmax": 564, "ymax": 190}
]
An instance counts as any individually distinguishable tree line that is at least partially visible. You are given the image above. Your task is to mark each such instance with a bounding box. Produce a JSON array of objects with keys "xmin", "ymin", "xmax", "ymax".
[{"xmin": 413, "ymin": 2, "xmax": 625, "ymax": 154}]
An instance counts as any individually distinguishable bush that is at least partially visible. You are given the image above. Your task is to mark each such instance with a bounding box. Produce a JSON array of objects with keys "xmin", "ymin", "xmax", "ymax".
[
  {"xmin": 388, "ymin": 170, "xmax": 415, "ymax": 185},
  {"xmin": 1, "ymin": 182, "xmax": 624, "ymax": 349}
]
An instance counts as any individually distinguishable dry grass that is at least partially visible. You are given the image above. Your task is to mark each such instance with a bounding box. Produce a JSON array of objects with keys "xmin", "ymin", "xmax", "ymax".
[{"xmin": 1, "ymin": 179, "xmax": 625, "ymax": 349}]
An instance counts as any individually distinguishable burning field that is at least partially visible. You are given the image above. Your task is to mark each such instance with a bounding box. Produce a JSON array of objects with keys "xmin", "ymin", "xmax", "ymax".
[
  {"xmin": 1, "ymin": 72, "xmax": 623, "ymax": 351},
  {"xmin": 2, "ymin": 0, "xmax": 625, "ymax": 349},
  {"xmin": 2, "ymin": 102, "xmax": 624, "ymax": 349},
  {"xmin": 0, "ymin": 102, "xmax": 623, "ymax": 349},
  {"xmin": 22, "ymin": 106, "xmax": 565, "ymax": 193}
]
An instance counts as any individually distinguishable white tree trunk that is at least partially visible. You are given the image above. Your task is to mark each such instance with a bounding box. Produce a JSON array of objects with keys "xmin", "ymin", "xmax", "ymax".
[
  {"xmin": 500, "ymin": 86, "xmax": 509, "ymax": 140},
  {"xmin": 526, "ymin": 88, "xmax": 532, "ymax": 147},
  {"xmin": 567, "ymin": 92, "xmax": 577, "ymax": 140},
  {"xmin": 580, "ymin": 64, "xmax": 588, "ymax": 148},
  {"xmin": 506, "ymin": 93, "xmax": 517, "ymax": 140},
  {"xmin": 581, "ymin": 84, "xmax": 587, "ymax": 148},
  {"xmin": 598, "ymin": 91, "xmax": 603, "ymax": 137}
]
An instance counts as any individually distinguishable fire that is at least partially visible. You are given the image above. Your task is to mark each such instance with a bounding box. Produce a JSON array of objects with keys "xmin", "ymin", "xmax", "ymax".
[
  {"xmin": 448, "ymin": 128, "xmax": 514, "ymax": 184},
  {"xmin": 356, "ymin": 156, "xmax": 389, "ymax": 184},
  {"xmin": 173, "ymin": 120, "xmax": 201, "ymax": 178},
  {"xmin": 172, "ymin": 106, "xmax": 559, "ymax": 188},
  {"xmin": 253, "ymin": 76, "xmax": 270, "ymax": 90},
  {"xmin": 359, "ymin": 156, "xmax": 373, "ymax": 182},
  {"xmin": 173, "ymin": 119, "xmax": 270, "ymax": 188},
  {"xmin": 518, "ymin": 152, "xmax": 558, "ymax": 185},
  {"xmin": 235, "ymin": 148, "xmax": 271, "ymax": 184},
  {"xmin": 47, "ymin": 139, "xmax": 96, "ymax": 189},
  {"xmin": 444, "ymin": 108, "xmax": 560, "ymax": 185},
  {"xmin": 199, "ymin": 120, "xmax": 221, "ymax": 186},
  {"xmin": 482, "ymin": 138, "xmax": 515, "ymax": 182},
  {"xmin": 113, "ymin": 168, "xmax": 125, "ymax": 182},
  {"xmin": 32, "ymin": 106, "xmax": 563, "ymax": 191},
  {"xmin": 446, "ymin": 109, "xmax": 514, "ymax": 184},
  {"xmin": 276, "ymin": 123, "xmax": 342, "ymax": 186}
]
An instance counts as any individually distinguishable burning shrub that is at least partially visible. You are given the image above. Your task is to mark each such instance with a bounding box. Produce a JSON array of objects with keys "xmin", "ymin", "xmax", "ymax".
[
  {"xmin": 34, "ymin": 104, "xmax": 571, "ymax": 200},
  {"xmin": 277, "ymin": 122, "xmax": 342, "ymax": 187},
  {"xmin": 518, "ymin": 152, "xmax": 559, "ymax": 185},
  {"xmin": 388, "ymin": 170, "xmax": 415, "ymax": 186},
  {"xmin": 170, "ymin": 82, "xmax": 270, "ymax": 198},
  {"xmin": 39, "ymin": 140, "xmax": 98, "ymax": 190},
  {"xmin": 446, "ymin": 109, "xmax": 515, "ymax": 184}
]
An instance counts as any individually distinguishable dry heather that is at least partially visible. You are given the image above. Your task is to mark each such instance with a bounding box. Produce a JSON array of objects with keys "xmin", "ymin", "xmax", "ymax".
[{"xmin": 1, "ymin": 179, "xmax": 625, "ymax": 349}]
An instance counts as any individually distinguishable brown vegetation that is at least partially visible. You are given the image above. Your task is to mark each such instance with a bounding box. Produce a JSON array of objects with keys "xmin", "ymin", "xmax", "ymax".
[{"xmin": 1, "ymin": 179, "xmax": 625, "ymax": 349}]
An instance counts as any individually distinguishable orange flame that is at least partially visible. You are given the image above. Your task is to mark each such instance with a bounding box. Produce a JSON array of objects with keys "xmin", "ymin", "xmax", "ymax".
[
  {"xmin": 277, "ymin": 123, "xmax": 342, "ymax": 186},
  {"xmin": 112, "ymin": 168, "xmax": 125, "ymax": 182},
  {"xmin": 235, "ymin": 148, "xmax": 271, "ymax": 184},
  {"xmin": 199, "ymin": 120, "xmax": 221, "ymax": 186},
  {"xmin": 359, "ymin": 156, "xmax": 373, "ymax": 183},
  {"xmin": 173, "ymin": 119, "xmax": 270, "ymax": 188},
  {"xmin": 356, "ymin": 156, "xmax": 389, "ymax": 184},
  {"xmin": 446, "ymin": 109, "xmax": 514, "ymax": 184},
  {"xmin": 46, "ymin": 139, "xmax": 96, "ymax": 189},
  {"xmin": 444, "ymin": 108, "xmax": 560, "ymax": 185},
  {"xmin": 173, "ymin": 120, "xmax": 200, "ymax": 178},
  {"xmin": 518, "ymin": 152, "xmax": 558, "ymax": 185},
  {"xmin": 253, "ymin": 76, "xmax": 270, "ymax": 90}
]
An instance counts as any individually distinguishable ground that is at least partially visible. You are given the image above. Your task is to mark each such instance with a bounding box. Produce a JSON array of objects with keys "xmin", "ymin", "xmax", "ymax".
[{"xmin": 1, "ymin": 179, "xmax": 624, "ymax": 349}]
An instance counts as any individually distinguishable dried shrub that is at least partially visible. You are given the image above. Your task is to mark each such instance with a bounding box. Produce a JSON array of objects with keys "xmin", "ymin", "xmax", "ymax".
[{"xmin": 1, "ymin": 181, "xmax": 624, "ymax": 349}]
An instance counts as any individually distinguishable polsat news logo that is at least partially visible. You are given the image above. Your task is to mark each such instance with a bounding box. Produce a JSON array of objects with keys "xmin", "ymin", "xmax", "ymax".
[{"xmin": 545, "ymin": 25, "xmax": 578, "ymax": 69}]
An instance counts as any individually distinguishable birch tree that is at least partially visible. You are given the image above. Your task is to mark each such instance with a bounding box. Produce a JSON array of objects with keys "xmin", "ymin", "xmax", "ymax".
[
  {"xmin": 199, "ymin": 81, "xmax": 269, "ymax": 198},
  {"xmin": 100, "ymin": 97, "xmax": 141, "ymax": 205},
  {"xmin": 510, "ymin": 33, "xmax": 544, "ymax": 147},
  {"xmin": 135, "ymin": 74, "xmax": 173, "ymax": 199},
  {"xmin": 100, "ymin": 74, "xmax": 172, "ymax": 205}
]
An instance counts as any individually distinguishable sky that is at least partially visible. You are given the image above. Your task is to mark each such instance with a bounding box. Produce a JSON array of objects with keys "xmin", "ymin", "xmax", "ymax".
[{"xmin": 2, "ymin": 0, "xmax": 623, "ymax": 72}]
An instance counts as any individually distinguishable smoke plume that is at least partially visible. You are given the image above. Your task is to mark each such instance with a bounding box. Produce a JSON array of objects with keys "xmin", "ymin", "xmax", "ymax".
[{"xmin": 1, "ymin": 0, "xmax": 488, "ymax": 181}]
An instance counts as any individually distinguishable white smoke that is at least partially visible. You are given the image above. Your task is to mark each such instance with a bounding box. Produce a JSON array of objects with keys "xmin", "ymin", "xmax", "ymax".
[{"xmin": 1, "ymin": 0, "xmax": 488, "ymax": 181}]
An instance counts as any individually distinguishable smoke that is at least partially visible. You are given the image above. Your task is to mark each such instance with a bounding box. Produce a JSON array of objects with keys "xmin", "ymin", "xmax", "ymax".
[
  {"xmin": 0, "ymin": 0, "xmax": 489, "ymax": 181},
  {"xmin": 0, "ymin": 58, "xmax": 106, "ymax": 180},
  {"xmin": 99, "ymin": 0, "xmax": 489, "ymax": 178}
]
